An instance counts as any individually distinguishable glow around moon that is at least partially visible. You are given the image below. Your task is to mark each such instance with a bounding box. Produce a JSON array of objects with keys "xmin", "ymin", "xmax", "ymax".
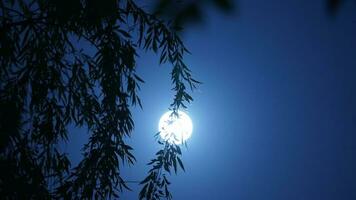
[{"xmin": 158, "ymin": 111, "xmax": 193, "ymax": 144}]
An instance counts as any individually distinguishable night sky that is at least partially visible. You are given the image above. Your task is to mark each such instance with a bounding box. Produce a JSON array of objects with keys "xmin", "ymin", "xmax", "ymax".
[{"xmin": 66, "ymin": 0, "xmax": 356, "ymax": 199}]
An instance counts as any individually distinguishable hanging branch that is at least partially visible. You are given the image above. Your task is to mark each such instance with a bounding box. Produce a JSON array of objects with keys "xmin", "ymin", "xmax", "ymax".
[
  {"xmin": 0, "ymin": 0, "xmax": 200, "ymax": 199},
  {"xmin": 139, "ymin": 136, "xmax": 185, "ymax": 200}
]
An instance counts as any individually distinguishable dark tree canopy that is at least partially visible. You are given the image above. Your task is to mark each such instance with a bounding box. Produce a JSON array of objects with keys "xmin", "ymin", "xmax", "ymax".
[{"xmin": 0, "ymin": 0, "xmax": 204, "ymax": 199}]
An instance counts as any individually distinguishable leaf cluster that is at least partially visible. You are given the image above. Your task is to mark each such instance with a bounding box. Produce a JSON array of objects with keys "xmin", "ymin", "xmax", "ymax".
[{"xmin": 139, "ymin": 138, "xmax": 185, "ymax": 200}]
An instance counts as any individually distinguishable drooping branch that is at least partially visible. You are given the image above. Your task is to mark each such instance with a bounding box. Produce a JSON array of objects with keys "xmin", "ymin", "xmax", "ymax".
[{"xmin": 0, "ymin": 0, "xmax": 198, "ymax": 199}]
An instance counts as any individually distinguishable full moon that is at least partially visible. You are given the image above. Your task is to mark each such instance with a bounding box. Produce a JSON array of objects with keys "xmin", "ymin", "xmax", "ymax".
[{"xmin": 158, "ymin": 111, "xmax": 193, "ymax": 144}]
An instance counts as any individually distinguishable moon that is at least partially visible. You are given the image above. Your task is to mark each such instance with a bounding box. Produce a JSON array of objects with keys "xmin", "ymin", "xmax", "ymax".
[{"xmin": 158, "ymin": 111, "xmax": 193, "ymax": 144}]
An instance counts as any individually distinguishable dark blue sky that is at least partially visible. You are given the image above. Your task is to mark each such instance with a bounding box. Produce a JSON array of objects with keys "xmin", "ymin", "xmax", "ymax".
[{"xmin": 67, "ymin": 0, "xmax": 356, "ymax": 199}]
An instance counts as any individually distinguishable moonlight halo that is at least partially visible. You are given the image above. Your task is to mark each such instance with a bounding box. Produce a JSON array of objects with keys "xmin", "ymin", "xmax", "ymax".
[{"xmin": 158, "ymin": 111, "xmax": 193, "ymax": 144}]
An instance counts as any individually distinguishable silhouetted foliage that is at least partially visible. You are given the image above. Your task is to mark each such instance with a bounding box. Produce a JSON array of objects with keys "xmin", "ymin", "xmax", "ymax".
[
  {"xmin": 0, "ymin": 0, "xmax": 205, "ymax": 199},
  {"xmin": 327, "ymin": 0, "xmax": 344, "ymax": 15},
  {"xmin": 139, "ymin": 134, "xmax": 186, "ymax": 200},
  {"xmin": 153, "ymin": 0, "xmax": 234, "ymax": 28}
]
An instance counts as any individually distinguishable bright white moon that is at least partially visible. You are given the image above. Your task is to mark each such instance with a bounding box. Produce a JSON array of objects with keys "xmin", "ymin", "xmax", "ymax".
[{"xmin": 158, "ymin": 111, "xmax": 193, "ymax": 144}]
